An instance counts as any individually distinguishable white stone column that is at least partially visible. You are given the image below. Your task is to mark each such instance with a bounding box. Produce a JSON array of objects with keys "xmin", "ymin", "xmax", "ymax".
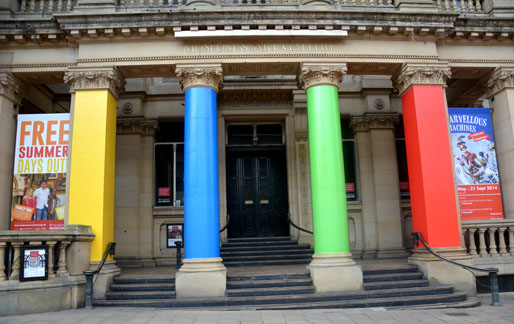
[
  {"xmin": 351, "ymin": 114, "xmax": 407, "ymax": 258},
  {"xmin": 0, "ymin": 74, "xmax": 27, "ymax": 230},
  {"xmin": 486, "ymin": 67, "xmax": 514, "ymax": 219}
]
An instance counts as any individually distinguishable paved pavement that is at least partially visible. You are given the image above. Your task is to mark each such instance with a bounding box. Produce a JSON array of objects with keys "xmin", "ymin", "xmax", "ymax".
[{"xmin": 1, "ymin": 293, "xmax": 513, "ymax": 324}]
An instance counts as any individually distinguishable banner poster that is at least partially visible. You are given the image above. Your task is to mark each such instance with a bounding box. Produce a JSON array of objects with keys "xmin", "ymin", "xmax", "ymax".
[
  {"xmin": 11, "ymin": 114, "xmax": 70, "ymax": 231},
  {"xmin": 448, "ymin": 108, "xmax": 504, "ymax": 221}
]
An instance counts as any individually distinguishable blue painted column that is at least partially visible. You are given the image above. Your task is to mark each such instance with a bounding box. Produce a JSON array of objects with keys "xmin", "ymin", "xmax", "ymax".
[{"xmin": 184, "ymin": 86, "xmax": 220, "ymax": 259}]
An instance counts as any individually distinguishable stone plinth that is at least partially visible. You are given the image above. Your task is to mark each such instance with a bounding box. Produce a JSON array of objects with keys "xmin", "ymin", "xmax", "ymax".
[
  {"xmin": 175, "ymin": 258, "xmax": 226, "ymax": 298},
  {"xmin": 309, "ymin": 253, "xmax": 363, "ymax": 292}
]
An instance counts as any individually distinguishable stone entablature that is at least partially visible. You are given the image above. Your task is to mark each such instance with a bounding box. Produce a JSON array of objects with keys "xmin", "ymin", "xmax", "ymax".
[
  {"xmin": 116, "ymin": 118, "xmax": 158, "ymax": 136},
  {"xmin": 486, "ymin": 67, "xmax": 514, "ymax": 98},
  {"xmin": 63, "ymin": 67, "xmax": 125, "ymax": 99},
  {"xmin": 350, "ymin": 113, "xmax": 400, "ymax": 132},
  {"xmin": 394, "ymin": 63, "xmax": 452, "ymax": 96},
  {"xmin": 299, "ymin": 63, "xmax": 347, "ymax": 90},
  {"xmin": 0, "ymin": 73, "xmax": 27, "ymax": 105},
  {"xmin": 175, "ymin": 64, "xmax": 223, "ymax": 92}
]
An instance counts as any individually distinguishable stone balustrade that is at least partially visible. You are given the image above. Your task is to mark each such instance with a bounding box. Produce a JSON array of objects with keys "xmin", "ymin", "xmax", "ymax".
[
  {"xmin": 462, "ymin": 220, "xmax": 514, "ymax": 258},
  {"xmin": 0, "ymin": 225, "xmax": 94, "ymax": 282},
  {"xmin": 15, "ymin": 0, "xmax": 487, "ymax": 13}
]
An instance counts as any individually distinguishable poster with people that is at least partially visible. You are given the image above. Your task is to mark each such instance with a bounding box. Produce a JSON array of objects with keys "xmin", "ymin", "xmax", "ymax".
[
  {"xmin": 11, "ymin": 113, "xmax": 70, "ymax": 230},
  {"xmin": 448, "ymin": 108, "xmax": 504, "ymax": 221}
]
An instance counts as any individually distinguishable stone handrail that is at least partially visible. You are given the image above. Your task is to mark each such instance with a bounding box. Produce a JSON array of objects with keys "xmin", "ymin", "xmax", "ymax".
[
  {"xmin": 462, "ymin": 219, "xmax": 514, "ymax": 257},
  {"xmin": 0, "ymin": 225, "xmax": 94, "ymax": 281},
  {"xmin": 15, "ymin": 0, "xmax": 487, "ymax": 14}
]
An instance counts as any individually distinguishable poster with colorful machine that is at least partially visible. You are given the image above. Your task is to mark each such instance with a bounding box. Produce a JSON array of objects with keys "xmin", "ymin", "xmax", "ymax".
[
  {"xmin": 11, "ymin": 113, "xmax": 70, "ymax": 230},
  {"xmin": 448, "ymin": 108, "xmax": 504, "ymax": 221}
]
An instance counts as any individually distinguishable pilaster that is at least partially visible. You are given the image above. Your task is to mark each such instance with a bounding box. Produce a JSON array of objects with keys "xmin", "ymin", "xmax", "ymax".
[
  {"xmin": 486, "ymin": 67, "xmax": 514, "ymax": 219},
  {"xmin": 351, "ymin": 113, "xmax": 407, "ymax": 258},
  {"xmin": 0, "ymin": 73, "xmax": 27, "ymax": 230}
]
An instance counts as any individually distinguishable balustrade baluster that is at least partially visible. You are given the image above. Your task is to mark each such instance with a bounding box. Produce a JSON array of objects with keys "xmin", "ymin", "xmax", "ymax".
[
  {"xmin": 386, "ymin": 0, "xmax": 392, "ymax": 5},
  {"xmin": 47, "ymin": 241, "xmax": 57, "ymax": 278},
  {"xmin": 56, "ymin": 0, "xmax": 62, "ymax": 10},
  {"xmin": 467, "ymin": 228, "xmax": 478, "ymax": 255},
  {"xmin": 475, "ymin": 0, "xmax": 482, "ymax": 11},
  {"xmin": 48, "ymin": 0, "xmax": 54, "ymax": 11},
  {"xmin": 443, "ymin": 0, "xmax": 449, "ymax": 11},
  {"xmin": 39, "ymin": 0, "xmax": 45, "ymax": 11},
  {"xmin": 20, "ymin": 0, "xmax": 27, "ymax": 11},
  {"xmin": 468, "ymin": 0, "xmax": 475, "ymax": 11},
  {"xmin": 488, "ymin": 227, "xmax": 499, "ymax": 256},
  {"xmin": 29, "ymin": 0, "xmax": 36, "ymax": 11},
  {"xmin": 508, "ymin": 227, "xmax": 514, "ymax": 255},
  {"xmin": 139, "ymin": 0, "xmax": 145, "ymax": 6},
  {"xmin": 452, "ymin": 0, "xmax": 457, "ymax": 10},
  {"xmin": 10, "ymin": 242, "xmax": 22, "ymax": 280},
  {"xmin": 478, "ymin": 228, "xmax": 487, "ymax": 256},
  {"xmin": 461, "ymin": 0, "xmax": 467, "ymax": 11},
  {"xmin": 0, "ymin": 242, "xmax": 6, "ymax": 281},
  {"xmin": 368, "ymin": 0, "xmax": 374, "ymax": 5},
  {"xmin": 65, "ymin": 0, "xmax": 71, "ymax": 11},
  {"xmin": 436, "ymin": 0, "xmax": 442, "ymax": 10},
  {"xmin": 57, "ymin": 241, "xmax": 70, "ymax": 276},
  {"xmin": 498, "ymin": 227, "xmax": 508, "ymax": 256}
]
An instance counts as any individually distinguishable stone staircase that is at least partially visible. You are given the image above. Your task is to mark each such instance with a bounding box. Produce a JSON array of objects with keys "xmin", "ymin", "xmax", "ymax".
[
  {"xmin": 95, "ymin": 237, "xmax": 480, "ymax": 309},
  {"xmin": 221, "ymin": 236, "xmax": 313, "ymax": 267}
]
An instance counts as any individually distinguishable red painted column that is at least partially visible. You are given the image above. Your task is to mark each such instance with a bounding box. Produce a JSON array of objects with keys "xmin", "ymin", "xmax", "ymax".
[{"xmin": 400, "ymin": 83, "xmax": 461, "ymax": 249}]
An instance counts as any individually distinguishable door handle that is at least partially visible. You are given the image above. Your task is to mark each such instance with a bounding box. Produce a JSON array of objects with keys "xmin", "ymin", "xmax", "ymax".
[
  {"xmin": 244, "ymin": 200, "xmax": 254, "ymax": 205},
  {"xmin": 260, "ymin": 200, "xmax": 269, "ymax": 204}
]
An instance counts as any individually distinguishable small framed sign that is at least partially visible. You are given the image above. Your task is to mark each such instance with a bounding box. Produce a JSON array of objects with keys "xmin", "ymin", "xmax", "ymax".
[
  {"xmin": 167, "ymin": 224, "xmax": 184, "ymax": 248},
  {"xmin": 20, "ymin": 245, "xmax": 48, "ymax": 282}
]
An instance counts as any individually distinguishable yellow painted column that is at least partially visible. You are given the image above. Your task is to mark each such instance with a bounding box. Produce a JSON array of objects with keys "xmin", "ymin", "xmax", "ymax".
[{"xmin": 65, "ymin": 68, "xmax": 123, "ymax": 261}]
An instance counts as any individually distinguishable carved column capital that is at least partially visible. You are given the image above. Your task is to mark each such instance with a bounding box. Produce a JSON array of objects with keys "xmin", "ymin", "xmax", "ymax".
[
  {"xmin": 64, "ymin": 67, "xmax": 125, "ymax": 100},
  {"xmin": 486, "ymin": 67, "xmax": 514, "ymax": 98},
  {"xmin": 299, "ymin": 63, "xmax": 347, "ymax": 90},
  {"xmin": 394, "ymin": 63, "xmax": 451, "ymax": 96},
  {"xmin": 351, "ymin": 113, "xmax": 400, "ymax": 132},
  {"xmin": 175, "ymin": 64, "xmax": 223, "ymax": 92},
  {"xmin": 0, "ymin": 73, "xmax": 28, "ymax": 105},
  {"xmin": 116, "ymin": 118, "xmax": 158, "ymax": 136}
]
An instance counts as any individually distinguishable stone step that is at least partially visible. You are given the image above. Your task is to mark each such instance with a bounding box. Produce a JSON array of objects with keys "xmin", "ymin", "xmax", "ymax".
[
  {"xmin": 227, "ymin": 237, "xmax": 293, "ymax": 243},
  {"xmin": 363, "ymin": 272, "xmax": 424, "ymax": 283},
  {"xmin": 221, "ymin": 248, "xmax": 314, "ymax": 257},
  {"xmin": 109, "ymin": 283, "xmax": 175, "ymax": 292},
  {"xmin": 112, "ymin": 277, "xmax": 175, "ymax": 284},
  {"xmin": 222, "ymin": 254, "xmax": 313, "ymax": 262},
  {"xmin": 93, "ymin": 286, "xmax": 458, "ymax": 309},
  {"xmin": 224, "ymin": 259, "xmax": 312, "ymax": 267},
  {"xmin": 106, "ymin": 290, "xmax": 176, "ymax": 300},
  {"xmin": 228, "ymin": 273, "xmax": 310, "ymax": 282},
  {"xmin": 221, "ymin": 241, "xmax": 302, "ymax": 248},
  {"xmin": 221, "ymin": 244, "xmax": 312, "ymax": 252},
  {"xmin": 363, "ymin": 279, "xmax": 430, "ymax": 290},
  {"xmin": 362, "ymin": 265, "xmax": 419, "ymax": 276},
  {"xmin": 227, "ymin": 285, "xmax": 315, "ymax": 297},
  {"xmin": 227, "ymin": 278, "xmax": 313, "ymax": 289}
]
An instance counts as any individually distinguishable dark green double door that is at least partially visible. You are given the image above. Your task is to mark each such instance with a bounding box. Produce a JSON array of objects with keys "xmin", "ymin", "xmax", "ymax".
[{"xmin": 227, "ymin": 149, "xmax": 289, "ymax": 238}]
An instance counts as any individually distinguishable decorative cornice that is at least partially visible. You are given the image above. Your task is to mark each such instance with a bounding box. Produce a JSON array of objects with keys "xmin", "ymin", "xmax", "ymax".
[
  {"xmin": 0, "ymin": 73, "xmax": 28, "ymax": 105},
  {"xmin": 299, "ymin": 63, "xmax": 347, "ymax": 90},
  {"xmin": 394, "ymin": 63, "xmax": 451, "ymax": 97},
  {"xmin": 63, "ymin": 67, "xmax": 125, "ymax": 99},
  {"xmin": 175, "ymin": 64, "xmax": 223, "ymax": 92},
  {"xmin": 116, "ymin": 118, "xmax": 158, "ymax": 136},
  {"xmin": 486, "ymin": 67, "xmax": 514, "ymax": 98},
  {"xmin": 350, "ymin": 113, "xmax": 400, "ymax": 132}
]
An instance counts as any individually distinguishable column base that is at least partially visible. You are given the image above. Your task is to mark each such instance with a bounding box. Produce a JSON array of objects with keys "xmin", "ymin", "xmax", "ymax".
[
  {"xmin": 308, "ymin": 253, "xmax": 363, "ymax": 292},
  {"xmin": 175, "ymin": 257, "xmax": 227, "ymax": 298},
  {"xmin": 409, "ymin": 247, "xmax": 476, "ymax": 296}
]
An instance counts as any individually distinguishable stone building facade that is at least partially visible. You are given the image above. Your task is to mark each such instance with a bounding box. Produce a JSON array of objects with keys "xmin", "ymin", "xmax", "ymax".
[{"xmin": 1, "ymin": 0, "xmax": 514, "ymax": 313}]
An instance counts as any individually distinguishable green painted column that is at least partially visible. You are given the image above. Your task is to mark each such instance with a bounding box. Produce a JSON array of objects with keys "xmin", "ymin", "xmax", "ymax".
[
  {"xmin": 300, "ymin": 63, "xmax": 350, "ymax": 256},
  {"xmin": 307, "ymin": 85, "xmax": 349, "ymax": 254}
]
